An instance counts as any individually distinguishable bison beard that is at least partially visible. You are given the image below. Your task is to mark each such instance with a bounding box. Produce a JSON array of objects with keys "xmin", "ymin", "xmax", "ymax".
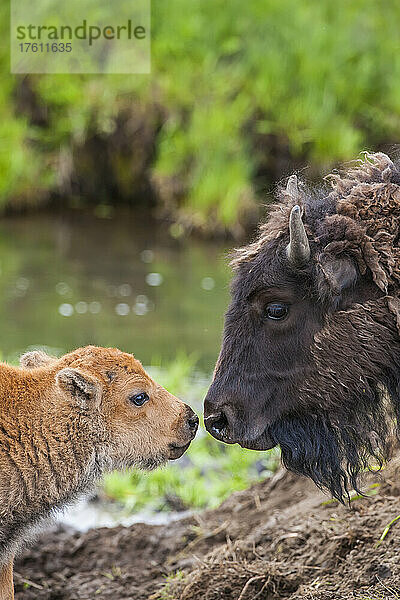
[{"xmin": 271, "ymin": 403, "xmax": 390, "ymax": 504}]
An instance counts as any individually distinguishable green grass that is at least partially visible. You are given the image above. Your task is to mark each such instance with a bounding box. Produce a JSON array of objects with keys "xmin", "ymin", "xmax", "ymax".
[
  {"xmin": 103, "ymin": 434, "xmax": 279, "ymax": 512},
  {"xmin": 2, "ymin": 1, "xmax": 400, "ymax": 230},
  {"xmin": 102, "ymin": 353, "xmax": 279, "ymax": 512},
  {"xmin": 377, "ymin": 513, "xmax": 400, "ymax": 546}
]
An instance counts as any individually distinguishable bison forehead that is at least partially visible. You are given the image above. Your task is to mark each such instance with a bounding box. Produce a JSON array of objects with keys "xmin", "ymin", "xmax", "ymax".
[{"xmin": 60, "ymin": 346, "xmax": 148, "ymax": 380}]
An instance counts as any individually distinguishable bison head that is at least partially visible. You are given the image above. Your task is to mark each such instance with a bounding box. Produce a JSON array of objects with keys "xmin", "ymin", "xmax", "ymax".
[{"xmin": 204, "ymin": 153, "xmax": 400, "ymax": 501}]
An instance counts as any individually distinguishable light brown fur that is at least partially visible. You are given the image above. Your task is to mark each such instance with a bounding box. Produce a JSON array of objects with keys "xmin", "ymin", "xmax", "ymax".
[{"xmin": 0, "ymin": 345, "xmax": 197, "ymax": 600}]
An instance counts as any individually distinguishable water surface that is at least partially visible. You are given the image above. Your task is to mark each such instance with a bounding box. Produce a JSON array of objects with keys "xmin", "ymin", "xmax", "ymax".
[{"xmin": 0, "ymin": 210, "xmax": 231, "ymax": 371}]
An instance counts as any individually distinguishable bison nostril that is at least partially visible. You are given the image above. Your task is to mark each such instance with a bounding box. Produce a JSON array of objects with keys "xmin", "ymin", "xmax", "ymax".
[
  {"xmin": 187, "ymin": 414, "xmax": 199, "ymax": 433},
  {"xmin": 206, "ymin": 412, "xmax": 228, "ymax": 437}
]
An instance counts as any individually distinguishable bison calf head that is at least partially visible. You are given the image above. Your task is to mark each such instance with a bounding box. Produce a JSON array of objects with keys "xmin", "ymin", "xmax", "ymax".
[
  {"xmin": 22, "ymin": 346, "xmax": 199, "ymax": 469},
  {"xmin": 205, "ymin": 152, "xmax": 400, "ymax": 501}
]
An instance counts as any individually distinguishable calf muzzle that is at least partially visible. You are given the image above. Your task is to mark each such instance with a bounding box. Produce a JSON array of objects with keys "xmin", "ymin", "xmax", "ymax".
[{"xmin": 168, "ymin": 406, "xmax": 199, "ymax": 460}]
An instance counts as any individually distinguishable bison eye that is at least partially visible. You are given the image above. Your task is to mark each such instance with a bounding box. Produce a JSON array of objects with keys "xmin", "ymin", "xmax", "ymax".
[
  {"xmin": 265, "ymin": 302, "xmax": 289, "ymax": 321},
  {"xmin": 130, "ymin": 392, "xmax": 149, "ymax": 406}
]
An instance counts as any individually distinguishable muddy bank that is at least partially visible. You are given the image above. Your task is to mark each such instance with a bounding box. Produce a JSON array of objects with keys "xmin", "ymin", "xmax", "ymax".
[{"xmin": 15, "ymin": 461, "xmax": 400, "ymax": 600}]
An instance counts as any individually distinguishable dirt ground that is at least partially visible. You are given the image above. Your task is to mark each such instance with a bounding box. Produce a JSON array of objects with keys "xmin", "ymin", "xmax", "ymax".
[{"xmin": 14, "ymin": 461, "xmax": 400, "ymax": 600}]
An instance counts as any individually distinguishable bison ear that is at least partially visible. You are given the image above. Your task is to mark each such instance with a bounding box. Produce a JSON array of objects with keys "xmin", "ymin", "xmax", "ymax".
[
  {"xmin": 317, "ymin": 253, "xmax": 358, "ymax": 303},
  {"xmin": 56, "ymin": 368, "xmax": 101, "ymax": 408}
]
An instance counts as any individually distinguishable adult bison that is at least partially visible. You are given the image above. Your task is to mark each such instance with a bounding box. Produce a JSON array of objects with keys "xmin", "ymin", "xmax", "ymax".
[{"xmin": 204, "ymin": 152, "xmax": 400, "ymax": 501}]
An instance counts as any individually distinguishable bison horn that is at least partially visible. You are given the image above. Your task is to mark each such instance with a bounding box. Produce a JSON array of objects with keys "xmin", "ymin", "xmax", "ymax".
[
  {"xmin": 286, "ymin": 203, "xmax": 310, "ymax": 267},
  {"xmin": 286, "ymin": 174, "xmax": 299, "ymax": 198}
]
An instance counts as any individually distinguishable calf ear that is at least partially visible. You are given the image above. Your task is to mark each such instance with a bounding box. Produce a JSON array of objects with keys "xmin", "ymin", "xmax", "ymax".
[
  {"xmin": 317, "ymin": 253, "xmax": 358, "ymax": 304},
  {"xmin": 56, "ymin": 368, "xmax": 101, "ymax": 408},
  {"xmin": 20, "ymin": 350, "xmax": 57, "ymax": 369}
]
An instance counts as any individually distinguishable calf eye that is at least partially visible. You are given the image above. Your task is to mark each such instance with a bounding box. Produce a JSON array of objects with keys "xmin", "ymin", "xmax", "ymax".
[
  {"xmin": 130, "ymin": 392, "xmax": 149, "ymax": 406},
  {"xmin": 265, "ymin": 302, "xmax": 289, "ymax": 321}
]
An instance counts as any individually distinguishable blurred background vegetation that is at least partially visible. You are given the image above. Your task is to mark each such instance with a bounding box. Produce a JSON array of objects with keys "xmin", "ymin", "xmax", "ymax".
[
  {"xmin": 2, "ymin": 0, "xmax": 400, "ymax": 521},
  {"xmin": 3, "ymin": 0, "xmax": 400, "ymax": 234}
]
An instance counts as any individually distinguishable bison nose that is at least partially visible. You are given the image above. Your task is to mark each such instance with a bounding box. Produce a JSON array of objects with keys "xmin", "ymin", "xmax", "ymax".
[{"xmin": 204, "ymin": 411, "xmax": 229, "ymax": 442}]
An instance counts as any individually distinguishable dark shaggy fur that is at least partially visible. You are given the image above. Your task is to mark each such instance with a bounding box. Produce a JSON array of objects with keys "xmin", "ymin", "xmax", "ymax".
[{"xmin": 205, "ymin": 153, "xmax": 400, "ymax": 502}]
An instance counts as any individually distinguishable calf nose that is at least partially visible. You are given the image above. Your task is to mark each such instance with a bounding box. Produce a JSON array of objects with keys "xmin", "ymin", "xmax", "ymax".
[{"xmin": 185, "ymin": 409, "xmax": 199, "ymax": 437}]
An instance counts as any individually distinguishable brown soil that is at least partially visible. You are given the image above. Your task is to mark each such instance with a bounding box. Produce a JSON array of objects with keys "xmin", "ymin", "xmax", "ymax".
[{"xmin": 14, "ymin": 461, "xmax": 400, "ymax": 600}]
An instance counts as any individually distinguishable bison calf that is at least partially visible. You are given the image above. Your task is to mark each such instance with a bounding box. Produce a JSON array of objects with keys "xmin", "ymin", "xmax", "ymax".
[{"xmin": 0, "ymin": 345, "xmax": 198, "ymax": 600}]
